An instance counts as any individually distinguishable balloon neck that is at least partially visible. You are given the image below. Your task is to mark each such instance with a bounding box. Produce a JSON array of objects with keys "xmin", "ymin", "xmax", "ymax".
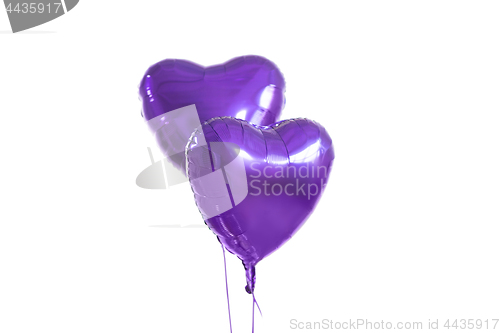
[{"xmin": 244, "ymin": 262, "xmax": 256, "ymax": 294}]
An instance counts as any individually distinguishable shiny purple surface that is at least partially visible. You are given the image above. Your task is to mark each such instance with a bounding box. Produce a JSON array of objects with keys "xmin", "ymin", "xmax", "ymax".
[
  {"xmin": 186, "ymin": 117, "xmax": 334, "ymax": 293},
  {"xmin": 139, "ymin": 56, "xmax": 286, "ymax": 171}
]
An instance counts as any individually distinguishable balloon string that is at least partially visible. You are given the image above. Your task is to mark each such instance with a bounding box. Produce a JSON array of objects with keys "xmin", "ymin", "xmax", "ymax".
[
  {"xmin": 244, "ymin": 267, "xmax": 262, "ymax": 333},
  {"xmin": 252, "ymin": 292, "xmax": 262, "ymax": 317},
  {"xmin": 252, "ymin": 296, "xmax": 255, "ymax": 333},
  {"xmin": 251, "ymin": 292, "xmax": 263, "ymax": 332},
  {"xmin": 222, "ymin": 245, "xmax": 233, "ymax": 333}
]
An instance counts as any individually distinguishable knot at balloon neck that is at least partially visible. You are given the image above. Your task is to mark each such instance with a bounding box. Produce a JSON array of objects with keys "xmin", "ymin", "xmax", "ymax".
[{"xmin": 244, "ymin": 262, "xmax": 256, "ymax": 294}]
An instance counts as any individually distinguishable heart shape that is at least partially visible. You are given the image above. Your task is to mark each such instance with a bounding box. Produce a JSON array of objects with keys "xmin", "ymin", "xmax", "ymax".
[
  {"xmin": 139, "ymin": 55, "xmax": 286, "ymax": 173},
  {"xmin": 186, "ymin": 117, "xmax": 334, "ymax": 292}
]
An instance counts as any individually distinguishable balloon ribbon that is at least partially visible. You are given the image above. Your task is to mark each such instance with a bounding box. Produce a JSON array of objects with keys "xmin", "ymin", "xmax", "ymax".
[{"xmin": 222, "ymin": 244, "xmax": 233, "ymax": 333}]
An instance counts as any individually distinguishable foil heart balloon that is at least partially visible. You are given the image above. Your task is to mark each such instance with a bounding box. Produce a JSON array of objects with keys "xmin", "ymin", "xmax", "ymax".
[
  {"xmin": 139, "ymin": 56, "xmax": 286, "ymax": 174},
  {"xmin": 186, "ymin": 117, "xmax": 334, "ymax": 293}
]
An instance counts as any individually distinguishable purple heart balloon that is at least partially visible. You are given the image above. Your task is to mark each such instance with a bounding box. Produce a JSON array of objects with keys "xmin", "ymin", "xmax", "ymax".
[
  {"xmin": 186, "ymin": 117, "xmax": 334, "ymax": 293},
  {"xmin": 139, "ymin": 56, "xmax": 286, "ymax": 172}
]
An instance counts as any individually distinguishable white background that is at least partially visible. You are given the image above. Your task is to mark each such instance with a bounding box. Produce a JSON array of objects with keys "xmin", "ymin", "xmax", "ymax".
[{"xmin": 1, "ymin": 1, "xmax": 499, "ymax": 332}]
